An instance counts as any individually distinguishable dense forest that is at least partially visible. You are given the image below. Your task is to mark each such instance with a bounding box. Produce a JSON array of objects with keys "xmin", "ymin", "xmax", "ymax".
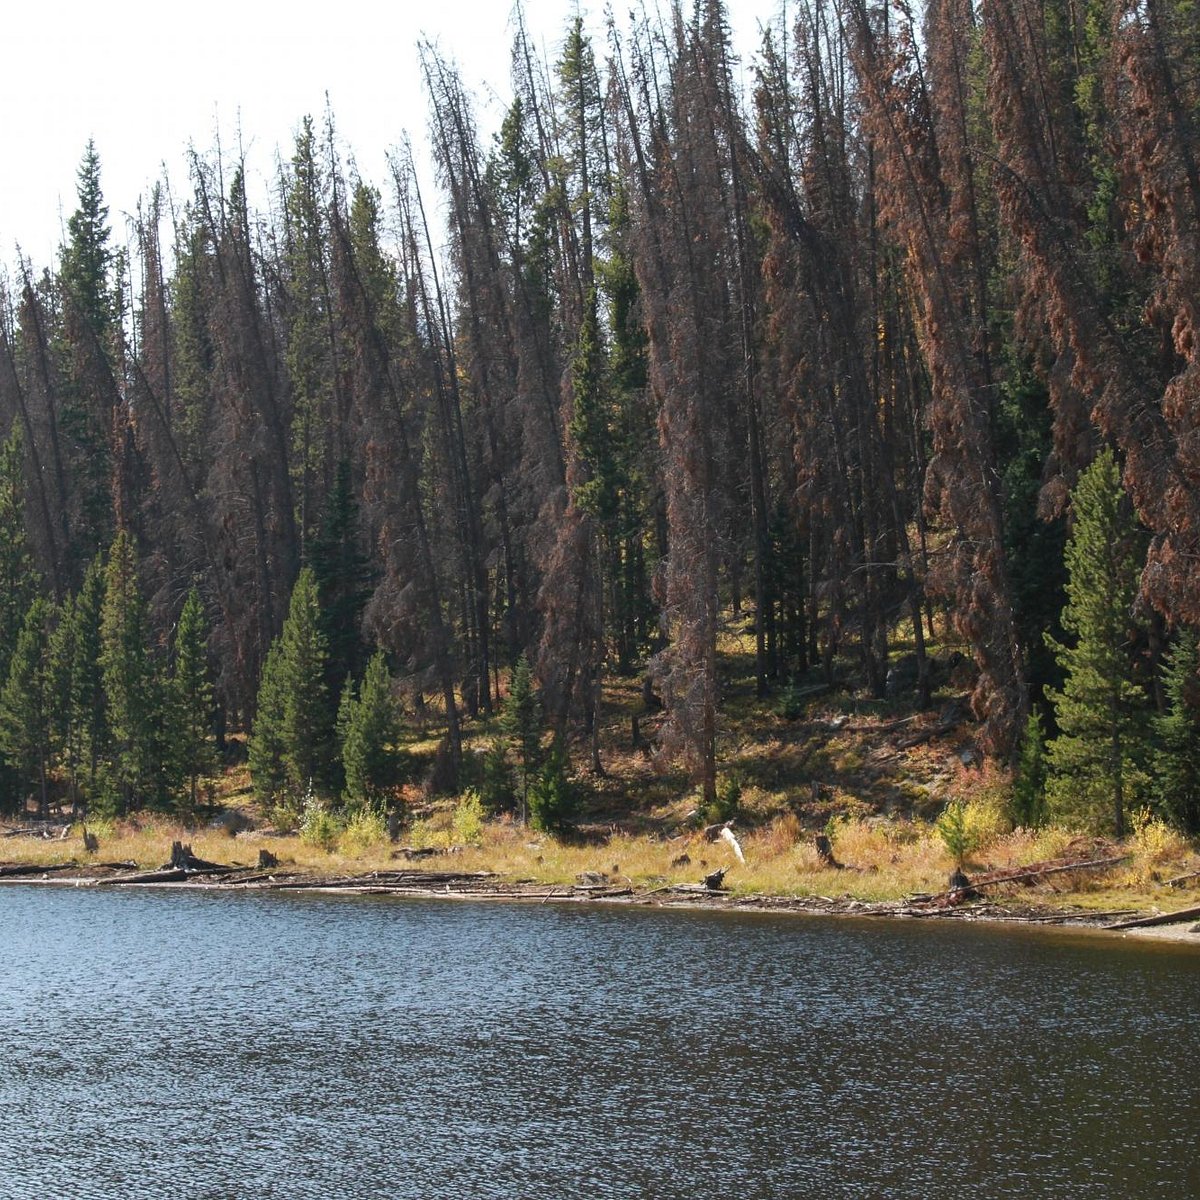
[{"xmin": 1, "ymin": 0, "xmax": 1199, "ymax": 837}]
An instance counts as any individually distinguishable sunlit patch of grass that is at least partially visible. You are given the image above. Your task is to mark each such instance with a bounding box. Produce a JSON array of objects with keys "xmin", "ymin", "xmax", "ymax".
[{"xmin": 2, "ymin": 803, "xmax": 1194, "ymax": 913}]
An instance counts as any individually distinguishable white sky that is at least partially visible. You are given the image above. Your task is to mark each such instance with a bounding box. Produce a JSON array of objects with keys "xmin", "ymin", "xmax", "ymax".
[{"xmin": 3, "ymin": 0, "xmax": 780, "ymax": 270}]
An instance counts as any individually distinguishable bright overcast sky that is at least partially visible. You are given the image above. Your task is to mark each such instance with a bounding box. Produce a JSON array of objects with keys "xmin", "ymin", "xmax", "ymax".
[{"xmin": 4, "ymin": 0, "xmax": 779, "ymax": 269}]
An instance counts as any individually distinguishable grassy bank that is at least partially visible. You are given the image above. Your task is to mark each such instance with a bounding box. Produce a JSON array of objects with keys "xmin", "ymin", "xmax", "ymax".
[{"xmin": 4, "ymin": 806, "xmax": 1198, "ymax": 920}]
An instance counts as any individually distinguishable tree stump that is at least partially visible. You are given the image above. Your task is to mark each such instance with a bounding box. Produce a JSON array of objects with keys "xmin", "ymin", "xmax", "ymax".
[
  {"xmin": 947, "ymin": 868, "xmax": 977, "ymax": 900},
  {"xmin": 703, "ymin": 866, "xmax": 728, "ymax": 890},
  {"xmin": 258, "ymin": 848, "xmax": 279, "ymax": 869},
  {"xmin": 815, "ymin": 834, "xmax": 841, "ymax": 868}
]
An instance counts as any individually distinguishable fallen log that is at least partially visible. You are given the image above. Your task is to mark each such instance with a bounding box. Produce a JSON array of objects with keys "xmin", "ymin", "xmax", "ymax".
[
  {"xmin": 1105, "ymin": 903, "xmax": 1200, "ymax": 931},
  {"xmin": 963, "ymin": 855, "xmax": 1129, "ymax": 893},
  {"xmin": 1165, "ymin": 869, "xmax": 1200, "ymax": 889},
  {"xmin": 255, "ymin": 869, "xmax": 496, "ymax": 891},
  {"xmin": 0, "ymin": 860, "xmax": 79, "ymax": 878},
  {"xmin": 895, "ymin": 719, "xmax": 959, "ymax": 750},
  {"xmin": 894, "ymin": 698, "xmax": 972, "ymax": 750},
  {"xmin": 840, "ymin": 714, "xmax": 921, "ymax": 735},
  {"xmin": 3, "ymin": 824, "xmax": 73, "ymax": 840},
  {"xmin": 97, "ymin": 868, "xmax": 190, "ymax": 886}
]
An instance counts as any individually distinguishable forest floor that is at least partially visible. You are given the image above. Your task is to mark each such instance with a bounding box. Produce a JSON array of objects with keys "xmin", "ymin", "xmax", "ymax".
[{"xmin": 3, "ymin": 615, "xmax": 1199, "ymax": 940}]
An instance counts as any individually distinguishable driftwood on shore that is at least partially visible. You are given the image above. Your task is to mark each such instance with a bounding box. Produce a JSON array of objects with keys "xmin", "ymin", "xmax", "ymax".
[
  {"xmin": 3, "ymin": 824, "xmax": 72, "ymax": 840},
  {"xmin": 97, "ymin": 867, "xmax": 192, "ymax": 886},
  {"xmin": 917, "ymin": 854, "xmax": 1131, "ymax": 906},
  {"xmin": 1165, "ymin": 869, "xmax": 1200, "ymax": 889},
  {"xmin": 0, "ymin": 860, "xmax": 80, "ymax": 878},
  {"xmin": 1, "ymin": 845, "xmax": 1193, "ymax": 936},
  {"xmin": 1105, "ymin": 903, "xmax": 1200, "ymax": 931}
]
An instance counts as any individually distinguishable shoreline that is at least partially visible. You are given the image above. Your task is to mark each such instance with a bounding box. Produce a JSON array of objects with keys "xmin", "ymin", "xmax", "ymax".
[{"xmin": 5, "ymin": 864, "xmax": 1198, "ymax": 946}]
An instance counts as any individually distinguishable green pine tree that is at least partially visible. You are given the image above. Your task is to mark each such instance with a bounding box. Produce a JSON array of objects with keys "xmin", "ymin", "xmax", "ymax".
[
  {"xmin": 1010, "ymin": 709, "xmax": 1049, "ymax": 829},
  {"xmin": 479, "ymin": 736, "xmax": 516, "ymax": 814},
  {"xmin": 501, "ymin": 655, "xmax": 543, "ymax": 824},
  {"xmin": 100, "ymin": 534, "xmax": 162, "ymax": 811},
  {"xmin": 172, "ymin": 587, "xmax": 217, "ymax": 814},
  {"xmin": 57, "ymin": 141, "xmax": 120, "ymax": 565},
  {"xmin": 59, "ymin": 140, "xmax": 116, "ymax": 345},
  {"xmin": 249, "ymin": 567, "xmax": 334, "ymax": 805},
  {"xmin": 62, "ymin": 556, "xmax": 109, "ymax": 806},
  {"xmin": 0, "ymin": 597, "xmax": 55, "ymax": 819},
  {"xmin": 1045, "ymin": 450, "xmax": 1151, "ymax": 836},
  {"xmin": 311, "ymin": 460, "xmax": 372, "ymax": 694},
  {"xmin": 249, "ymin": 640, "xmax": 288, "ymax": 808},
  {"xmin": 339, "ymin": 650, "xmax": 402, "ymax": 809},
  {"xmin": 0, "ymin": 429, "xmax": 38, "ymax": 686},
  {"xmin": 279, "ymin": 567, "xmax": 333, "ymax": 794},
  {"xmin": 283, "ymin": 117, "xmax": 334, "ymax": 555},
  {"xmin": 1156, "ymin": 631, "xmax": 1200, "ymax": 833},
  {"xmin": 46, "ymin": 590, "xmax": 80, "ymax": 811},
  {"xmin": 527, "ymin": 741, "xmax": 577, "ymax": 834}
]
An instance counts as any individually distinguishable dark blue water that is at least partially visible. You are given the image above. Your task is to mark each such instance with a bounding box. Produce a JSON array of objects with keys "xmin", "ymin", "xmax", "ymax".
[{"xmin": 1, "ymin": 887, "xmax": 1197, "ymax": 1198}]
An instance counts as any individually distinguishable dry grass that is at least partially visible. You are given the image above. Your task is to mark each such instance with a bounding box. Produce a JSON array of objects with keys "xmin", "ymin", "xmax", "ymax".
[{"xmin": 3, "ymin": 806, "xmax": 1197, "ymax": 915}]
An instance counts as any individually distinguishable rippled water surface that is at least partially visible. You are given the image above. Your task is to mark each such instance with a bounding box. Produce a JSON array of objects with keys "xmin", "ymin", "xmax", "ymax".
[{"xmin": 2, "ymin": 887, "xmax": 1198, "ymax": 1198}]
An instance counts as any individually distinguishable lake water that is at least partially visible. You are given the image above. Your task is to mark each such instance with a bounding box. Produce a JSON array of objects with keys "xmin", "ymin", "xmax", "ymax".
[{"xmin": 1, "ymin": 887, "xmax": 1197, "ymax": 1198}]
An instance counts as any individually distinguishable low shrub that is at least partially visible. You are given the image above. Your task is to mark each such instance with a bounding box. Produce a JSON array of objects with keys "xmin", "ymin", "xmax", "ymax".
[
  {"xmin": 452, "ymin": 788, "xmax": 487, "ymax": 845},
  {"xmin": 299, "ymin": 789, "xmax": 340, "ymax": 852},
  {"xmin": 936, "ymin": 800, "xmax": 980, "ymax": 870},
  {"xmin": 701, "ymin": 772, "xmax": 743, "ymax": 826},
  {"xmin": 338, "ymin": 804, "xmax": 388, "ymax": 855}
]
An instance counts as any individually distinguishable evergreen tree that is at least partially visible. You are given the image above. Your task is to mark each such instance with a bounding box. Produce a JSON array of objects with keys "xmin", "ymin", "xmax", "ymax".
[
  {"xmin": 47, "ymin": 591, "xmax": 84, "ymax": 813},
  {"xmin": 501, "ymin": 655, "xmax": 543, "ymax": 824},
  {"xmin": 1010, "ymin": 710, "xmax": 1049, "ymax": 829},
  {"xmin": 59, "ymin": 140, "xmax": 116, "ymax": 345},
  {"xmin": 100, "ymin": 534, "xmax": 164, "ymax": 811},
  {"xmin": 249, "ymin": 640, "xmax": 288, "ymax": 807},
  {"xmin": 171, "ymin": 587, "xmax": 217, "ymax": 813},
  {"xmin": 1156, "ymin": 631, "xmax": 1200, "ymax": 833},
  {"xmin": 279, "ymin": 567, "xmax": 333, "ymax": 793},
  {"xmin": 0, "ymin": 429, "xmax": 37, "ymax": 685},
  {"xmin": 479, "ymin": 736, "xmax": 516, "ymax": 814},
  {"xmin": 338, "ymin": 650, "xmax": 402, "ymax": 809},
  {"xmin": 57, "ymin": 140, "xmax": 121, "ymax": 567},
  {"xmin": 63, "ymin": 556, "xmax": 109, "ymax": 804},
  {"xmin": 283, "ymin": 116, "xmax": 337, "ymax": 555},
  {"xmin": 311, "ymin": 460, "xmax": 372, "ymax": 694},
  {"xmin": 527, "ymin": 741, "xmax": 577, "ymax": 834},
  {"xmin": 0, "ymin": 597, "xmax": 55, "ymax": 819},
  {"xmin": 249, "ymin": 567, "xmax": 334, "ymax": 803},
  {"xmin": 1045, "ymin": 451, "xmax": 1151, "ymax": 835}
]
